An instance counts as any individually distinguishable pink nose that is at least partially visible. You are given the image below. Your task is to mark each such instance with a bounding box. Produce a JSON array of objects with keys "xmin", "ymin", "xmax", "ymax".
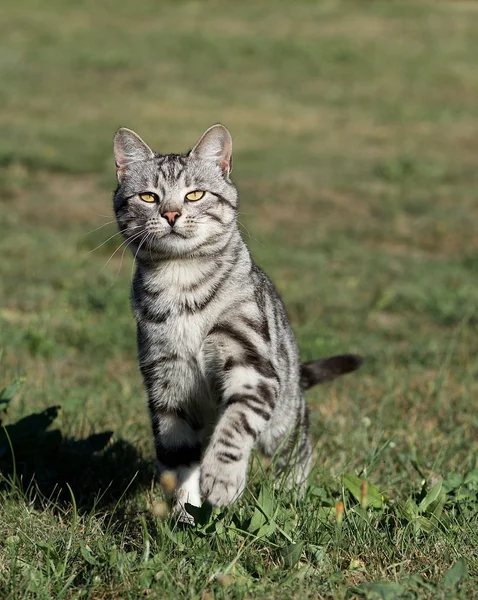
[{"xmin": 162, "ymin": 211, "xmax": 181, "ymax": 226}]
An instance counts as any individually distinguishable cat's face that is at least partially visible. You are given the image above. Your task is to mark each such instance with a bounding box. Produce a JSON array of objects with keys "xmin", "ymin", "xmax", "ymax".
[{"xmin": 113, "ymin": 125, "xmax": 238, "ymax": 260}]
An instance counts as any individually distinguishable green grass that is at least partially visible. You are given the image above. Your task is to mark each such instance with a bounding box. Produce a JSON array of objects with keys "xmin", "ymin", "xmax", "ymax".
[{"xmin": 1, "ymin": 0, "xmax": 478, "ymax": 597}]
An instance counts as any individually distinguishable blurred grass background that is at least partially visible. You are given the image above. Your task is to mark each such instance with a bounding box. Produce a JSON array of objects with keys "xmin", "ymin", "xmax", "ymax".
[{"xmin": 1, "ymin": 0, "xmax": 477, "ymax": 598}]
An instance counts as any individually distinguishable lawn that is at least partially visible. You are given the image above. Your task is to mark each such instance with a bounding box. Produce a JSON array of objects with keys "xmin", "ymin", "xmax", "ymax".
[{"xmin": 1, "ymin": 0, "xmax": 477, "ymax": 598}]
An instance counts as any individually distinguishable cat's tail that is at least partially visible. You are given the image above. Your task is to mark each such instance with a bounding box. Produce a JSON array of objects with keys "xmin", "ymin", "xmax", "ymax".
[{"xmin": 300, "ymin": 354, "xmax": 364, "ymax": 391}]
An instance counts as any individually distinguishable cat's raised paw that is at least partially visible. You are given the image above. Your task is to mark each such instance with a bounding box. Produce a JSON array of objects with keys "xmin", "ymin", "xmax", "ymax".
[{"xmin": 200, "ymin": 455, "xmax": 247, "ymax": 507}]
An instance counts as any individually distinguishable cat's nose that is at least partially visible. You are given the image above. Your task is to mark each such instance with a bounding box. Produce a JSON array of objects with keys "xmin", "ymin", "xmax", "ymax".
[{"xmin": 161, "ymin": 211, "xmax": 181, "ymax": 226}]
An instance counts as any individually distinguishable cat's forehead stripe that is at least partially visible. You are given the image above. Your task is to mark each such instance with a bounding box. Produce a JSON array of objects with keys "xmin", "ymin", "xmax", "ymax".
[{"xmin": 155, "ymin": 154, "xmax": 188, "ymax": 184}]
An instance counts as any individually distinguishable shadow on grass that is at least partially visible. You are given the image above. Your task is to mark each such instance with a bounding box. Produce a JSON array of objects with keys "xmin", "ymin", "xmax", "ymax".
[{"xmin": 0, "ymin": 402, "xmax": 155, "ymax": 513}]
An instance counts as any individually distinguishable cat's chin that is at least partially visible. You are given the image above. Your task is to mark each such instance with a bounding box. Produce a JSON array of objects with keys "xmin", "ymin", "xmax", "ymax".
[
  {"xmin": 155, "ymin": 230, "xmax": 188, "ymax": 240},
  {"xmin": 137, "ymin": 235, "xmax": 213, "ymax": 261}
]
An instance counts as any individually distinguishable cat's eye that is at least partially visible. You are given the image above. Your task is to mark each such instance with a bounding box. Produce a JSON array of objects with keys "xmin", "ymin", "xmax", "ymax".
[
  {"xmin": 185, "ymin": 190, "xmax": 205, "ymax": 202},
  {"xmin": 139, "ymin": 193, "xmax": 158, "ymax": 203}
]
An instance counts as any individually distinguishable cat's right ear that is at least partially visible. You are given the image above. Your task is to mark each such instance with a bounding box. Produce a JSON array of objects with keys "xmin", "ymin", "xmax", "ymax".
[
  {"xmin": 190, "ymin": 124, "xmax": 233, "ymax": 176},
  {"xmin": 113, "ymin": 128, "xmax": 155, "ymax": 182}
]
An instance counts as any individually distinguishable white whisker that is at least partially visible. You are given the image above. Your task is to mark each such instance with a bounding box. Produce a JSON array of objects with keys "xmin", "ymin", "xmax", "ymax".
[
  {"xmin": 109, "ymin": 229, "xmax": 148, "ymax": 287},
  {"xmin": 238, "ymin": 220, "xmax": 265, "ymax": 248},
  {"xmin": 130, "ymin": 232, "xmax": 152, "ymax": 286},
  {"xmin": 88, "ymin": 225, "xmax": 142, "ymax": 256},
  {"xmin": 87, "ymin": 230, "xmax": 125, "ymax": 254},
  {"xmin": 99, "ymin": 229, "xmax": 145, "ymax": 275},
  {"xmin": 85, "ymin": 221, "xmax": 116, "ymax": 236}
]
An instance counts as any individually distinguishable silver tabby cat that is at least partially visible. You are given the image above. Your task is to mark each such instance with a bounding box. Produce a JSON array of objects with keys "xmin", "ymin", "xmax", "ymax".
[{"xmin": 113, "ymin": 124, "xmax": 361, "ymax": 520}]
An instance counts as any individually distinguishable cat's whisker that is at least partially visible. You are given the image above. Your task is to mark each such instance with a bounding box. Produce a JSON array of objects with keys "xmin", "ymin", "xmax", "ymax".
[
  {"xmin": 107, "ymin": 232, "xmax": 145, "ymax": 289},
  {"xmin": 236, "ymin": 212, "xmax": 266, "ymax": 248},
  {"xmin": 89, "ymin": 225, "xmax": 142, "ymax": 257},
  {"xmin": 238, "ymin": 220, "xmax": 265, "ymax": 248},
  {"xmin": 100, "ymin": 239, "xmax": 133, "ymax": 276},
  {"xmin": 130, "ymin": 233, "xmax": 151, "ymax": 286},
  {"xmin": 87, "ymin": 230, "xmax": 126, "ymax": 254},
  {"xmin": 100, "ymin": 230, "xmax": 145, "ymax": 275},
  {"xmin": 84, "ymin": 221, "xmax": 117, "ymax": 236},
  {"xmin": 114, "ymin": 235, "xmax": 138, "ymax": 281}
]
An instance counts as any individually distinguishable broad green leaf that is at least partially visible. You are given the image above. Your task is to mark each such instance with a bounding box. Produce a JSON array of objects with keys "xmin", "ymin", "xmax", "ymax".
[
  {"xmin": 139, "ymin": 570, "xmax": 154, "ymax": 589},
  {"xmin": 36, "ymin": 540, "xmax": 61, "ymax": 566},
  {"xmin": 280, "ymin": 541, "xmax": 304, "ymax": 567},
  {"xmin": 343, "ymin": 474, "xmax": 362, "ymax": 502},
  {"xmin": 415, "ymin": 516, "xmax": 433, "ymax": 533},
  {"xmin": 0, "ymin": 379, "xmax": 24, "ymax": 406},
  {"xmin": 401, "ymin": 497, "xmax": 419, "ymax": 521},
  {"xmin": 464, "ymin": 469, "xmax": 478, "ymax": 486},
  {"xmin": 258, "ymin": 485, "xmax": 274, "ymax": 516},
  {"xmin": 316, "ymin": 506, "xmax": 335, "ymax": 521},
  {"xmin": 443, "ymin": 473, "xmax": 463, "ymax": 493},
  {"xmin": 249, "ymin": 508, "xmax": 266, "ymax": 533},
  {"xmin": 307, "ymin": 486, "xmax": 329, "ymax": 501},
  {"xmin": 418, "ymin": 481, "xmax": 443, "ymax": 513},
  {"xmin": 431, "ymin": 494, "xmax": 447, "ymax": 520},
  {"xmin": 80, "ymin": 543, "xmax": 98, "ymax": 565},
  {"xmin": 425, "ymin": 497, "xmax": 444, "ymax": 516},
  {"xmin": 108, "ymin": 545, "xmax": 118, "ymax": 567},
  {"xmin": 281, "ymin": 511, "xmax": 298, "ymax": 536},
  {"xmin": 255, "ymin": 520, "xmax": 277, "ymax": 539},
  {"xmin": 454, "ymin": 487, "xmax": 477, "ymax": 502},
  {"xmin": 249, "ymin": 486, "xmax": 275, "ymax": 533},
  {"xmin": 343, "ymin": 474, "xmax": 384, "ymax": 508},
  {"xmin": 443, "ymin": 558, "xmax": 468, "ymax": 589},
  {"xmin": 309, "ymin": 545, "xmax": 328, "ymax": 565}
]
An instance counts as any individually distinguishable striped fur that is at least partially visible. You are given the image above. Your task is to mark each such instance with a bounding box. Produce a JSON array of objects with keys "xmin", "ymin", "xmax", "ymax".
[{"xmin": 113, "ymin": 125, "xmax": 362, "ymax": 519}]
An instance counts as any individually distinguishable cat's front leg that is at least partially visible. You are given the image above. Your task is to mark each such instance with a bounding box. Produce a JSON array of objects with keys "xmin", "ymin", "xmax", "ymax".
[
  {"xmin": 151, "ymin": 410, "xmax": 203, "ymax": 522},
  {"xmin": 200, "ymin": 367, "xmax": 278, "ymax": 507}
]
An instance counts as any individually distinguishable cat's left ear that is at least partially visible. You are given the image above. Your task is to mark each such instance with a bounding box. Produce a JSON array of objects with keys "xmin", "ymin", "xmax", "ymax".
[
  {"xmin": 190, "ymin": 124, "xmax": 233, "ymax": 176},
  {"xmin": 114, "ymin": 127, "xmax": 155, "ymax": 182}
]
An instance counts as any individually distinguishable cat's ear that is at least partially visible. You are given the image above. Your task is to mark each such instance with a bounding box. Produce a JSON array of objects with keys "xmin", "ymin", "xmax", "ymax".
[
  {"xmin": 190, "ymin": 124, "xmax": 233, "ymax": 176},
  {"xmin": 113, "ymin": 128, "xmax": 155, "ymax": 182}
]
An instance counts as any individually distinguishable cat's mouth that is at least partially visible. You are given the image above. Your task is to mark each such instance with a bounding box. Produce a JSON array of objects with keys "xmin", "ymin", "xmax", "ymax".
[
  {"xmin": 165, "ymin": 229, "xmax": 187, "ymax": 239},
  {"xmin": 144, "ymin": 228, "xmax": 188, "ymax": 240}
]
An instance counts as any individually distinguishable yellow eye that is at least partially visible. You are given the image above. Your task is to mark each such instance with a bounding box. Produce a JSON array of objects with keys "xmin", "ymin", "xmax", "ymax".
[
  {"xmin": 139, "ymin": 193, "xmax": 157, "ymax": 203},
  {"xmin": 185, "ymin": 190, "xmax": 205, "ymax": 202}
]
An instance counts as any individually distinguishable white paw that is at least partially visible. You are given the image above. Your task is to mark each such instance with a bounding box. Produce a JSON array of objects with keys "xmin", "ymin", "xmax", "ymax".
[
  {"xmin": 167, "ymin": 464, "xmax": 202, "ymax": 524},
  {"xmin": 200, "ymin": 452, "xmax": 248, "ymax": 507}
]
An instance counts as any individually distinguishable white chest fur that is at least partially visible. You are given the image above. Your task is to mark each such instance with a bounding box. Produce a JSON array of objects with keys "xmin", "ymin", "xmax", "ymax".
[{"xmin": 138, "ymin": 261, "xmax": 219, "ymax": 360}]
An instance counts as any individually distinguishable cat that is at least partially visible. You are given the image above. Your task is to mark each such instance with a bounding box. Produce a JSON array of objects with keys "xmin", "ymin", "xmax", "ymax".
[{"xmin": 112, "ymin": 124, "xmax": 362, "ymax": 521}]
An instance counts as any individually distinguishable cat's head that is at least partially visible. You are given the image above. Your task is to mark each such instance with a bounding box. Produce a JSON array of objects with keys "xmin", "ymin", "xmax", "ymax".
[{"xmin": 113, "ymin": 125, "xmax": 237, "ymax": 260}]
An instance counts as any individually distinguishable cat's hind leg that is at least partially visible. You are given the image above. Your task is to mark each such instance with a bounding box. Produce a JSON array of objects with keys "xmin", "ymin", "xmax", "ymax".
[{"xmin": 258, "ymin": 397, "xmax": 313, "ymax": 492}]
